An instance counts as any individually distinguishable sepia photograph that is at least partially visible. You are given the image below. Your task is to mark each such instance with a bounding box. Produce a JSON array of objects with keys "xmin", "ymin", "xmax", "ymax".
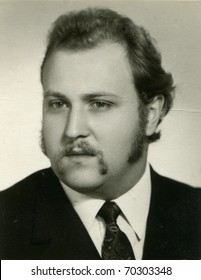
[{"xmin": 0, "ymin": 1, "xmax": 200, "ymax": 260}]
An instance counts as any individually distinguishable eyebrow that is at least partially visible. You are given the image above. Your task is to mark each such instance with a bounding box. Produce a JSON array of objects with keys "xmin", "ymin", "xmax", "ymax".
[
  {"xmin": 44, "ymin": 90, "xmax": 66, "ymax": 99},
  {"xmin": 43, "ymin": 90, "xmax": 120, "ymax": 101}
]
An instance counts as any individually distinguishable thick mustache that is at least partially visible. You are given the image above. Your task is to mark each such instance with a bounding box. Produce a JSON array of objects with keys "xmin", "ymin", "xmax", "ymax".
[
  {"xmin": 55, "ymin": 140, "xmax": 108, "ymax": 175},
  {"xmin": 60, "ymin": 142, "xmax": 97, "ymax": 157}
]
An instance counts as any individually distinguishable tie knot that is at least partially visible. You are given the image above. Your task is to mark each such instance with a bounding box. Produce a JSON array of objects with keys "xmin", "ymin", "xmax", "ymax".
[{"xmin": 98, "ymin": 201, "xmax": 121, "ymax": 224}]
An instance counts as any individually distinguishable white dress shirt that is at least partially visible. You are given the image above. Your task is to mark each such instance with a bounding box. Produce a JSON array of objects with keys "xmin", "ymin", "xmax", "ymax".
[{"xmin": 61, "ymin": 163, "xmax": 151, "ymax": 259}]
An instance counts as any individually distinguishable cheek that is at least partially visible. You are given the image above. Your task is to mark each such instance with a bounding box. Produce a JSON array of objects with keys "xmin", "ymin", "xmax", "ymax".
[
  {"xmin": 95, "ymin": 116, "xmax": 138, "ymax": 157},
  {"xmin": 42, "ymin": 116, "xmax": 65, "ymax": 149},
  {"xmin": 99, "ymin": 107, "xmax": 138, "ymax": 138}
]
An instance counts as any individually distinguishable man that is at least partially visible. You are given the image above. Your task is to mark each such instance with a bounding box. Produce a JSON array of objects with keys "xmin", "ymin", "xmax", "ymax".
[{"xmin": 0, "ymin": 7, "xmax": 200, "ymax": 260}]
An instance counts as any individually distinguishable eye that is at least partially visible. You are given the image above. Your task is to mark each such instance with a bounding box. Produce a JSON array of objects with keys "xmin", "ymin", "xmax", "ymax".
[
  {"xmin": 50, "ymin": 100, "xmax": 67, "ymax": 109},
  {"xmin": 90, "ymin": 101, "xmax": 111, "ymax": 110}
]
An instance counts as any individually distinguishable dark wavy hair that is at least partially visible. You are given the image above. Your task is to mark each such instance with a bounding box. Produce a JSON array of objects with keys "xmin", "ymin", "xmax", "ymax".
[{"xmin": 41, "ymin": 8, "xmax": 175, "ymax": 142}]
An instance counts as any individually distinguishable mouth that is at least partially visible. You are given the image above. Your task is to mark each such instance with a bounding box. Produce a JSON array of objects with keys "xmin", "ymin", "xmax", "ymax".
[
  {"xmin": 68, "ymin": 154, "xmax": 94, "ymax": 157},
  {"xmin": 66, "ymin": 150, "xmax": 95, "ymax": 157},
  {"xmin": 64, "ymin": 153, "xmax": 95, "ymax": 163}
]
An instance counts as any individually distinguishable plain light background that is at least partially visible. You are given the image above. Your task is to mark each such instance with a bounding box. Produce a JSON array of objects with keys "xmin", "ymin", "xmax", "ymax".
[{"xmin": 0, "ymin": 1, "xmax": 201, "ymax": 190}]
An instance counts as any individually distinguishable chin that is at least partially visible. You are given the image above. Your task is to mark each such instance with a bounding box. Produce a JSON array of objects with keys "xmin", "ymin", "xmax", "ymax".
[{"xmin": 58, "ymin": 170, "xmax": 105, "ymax": 195}]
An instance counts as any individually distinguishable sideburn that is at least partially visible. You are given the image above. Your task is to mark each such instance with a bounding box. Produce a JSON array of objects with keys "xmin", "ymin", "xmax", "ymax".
[{"xmin": 128, "ymin": 101, "xmax": 148, "ymax": 163}]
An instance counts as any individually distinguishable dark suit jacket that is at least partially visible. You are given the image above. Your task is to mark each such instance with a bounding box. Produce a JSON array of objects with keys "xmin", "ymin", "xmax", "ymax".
[{"xmin": 0, "ymin": 167, "xmax": 200, "ymax": 260}]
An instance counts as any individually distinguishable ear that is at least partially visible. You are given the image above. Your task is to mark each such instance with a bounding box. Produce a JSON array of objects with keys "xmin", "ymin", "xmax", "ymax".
[{"xmin": 145, "ymin": 96, "xmax": 165, "ymax": 137}]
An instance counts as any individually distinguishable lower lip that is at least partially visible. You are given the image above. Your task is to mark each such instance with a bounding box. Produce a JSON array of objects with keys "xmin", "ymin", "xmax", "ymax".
[{"xmin": 66, "ymin": 155, "xmax": 95, "ymax": 161}]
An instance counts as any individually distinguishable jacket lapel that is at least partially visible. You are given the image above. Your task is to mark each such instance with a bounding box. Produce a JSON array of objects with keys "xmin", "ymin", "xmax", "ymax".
[
  {"xmin": 30, "ymin": 168, "xmax": 100, "ymax": 260},
  {"xmin": 142, "ymin": 168, "xmax": 172, "ymax": 259},
  {"xmin": 143, "ymin": 168, "xmax": 198, "ymax": 260}
]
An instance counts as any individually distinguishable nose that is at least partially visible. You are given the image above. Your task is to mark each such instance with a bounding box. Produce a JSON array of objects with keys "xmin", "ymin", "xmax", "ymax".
[{"xmin": 64, "ymin": 105, "xmax": 90, "ymax": 139}]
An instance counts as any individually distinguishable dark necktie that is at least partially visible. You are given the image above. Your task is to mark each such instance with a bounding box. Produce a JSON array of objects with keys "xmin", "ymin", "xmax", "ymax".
[{"xmin": 98, "ymin": 201, "xmax": 135, "ymax": 260}]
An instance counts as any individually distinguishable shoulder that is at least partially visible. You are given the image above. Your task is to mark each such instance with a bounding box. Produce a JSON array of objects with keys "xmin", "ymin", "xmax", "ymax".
[
  {"xmin": 150, "ymin": 167, "xmax": 201, "ymax": 217},
  {"xmin": 151, "ymin": 166, "xmax": 201, "ymax": 194},
  {"xmin": 0, "ymin": 168, "xmax": 56, "ymax": 207},
  {"xmin": 145, "ymin": 167, "xmax": 201, "ymax": 259}
]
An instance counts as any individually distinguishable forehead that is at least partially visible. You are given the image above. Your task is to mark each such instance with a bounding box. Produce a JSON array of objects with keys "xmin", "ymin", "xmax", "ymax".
[{"xmin": 42, "ymin": 42, "xmax": 136, "ymax": 99}]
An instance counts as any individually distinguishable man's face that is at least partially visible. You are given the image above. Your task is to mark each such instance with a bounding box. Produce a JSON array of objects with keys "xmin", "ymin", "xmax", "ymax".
[{"xmin": 42, "ymin": 42, "xmax": 148, "ymax": 199}]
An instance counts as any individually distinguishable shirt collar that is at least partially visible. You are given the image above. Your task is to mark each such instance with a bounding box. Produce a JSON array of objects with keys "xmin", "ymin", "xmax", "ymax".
[
  {"xmin": 61, "ymin": 184, "xmax": 104, "ymax": 229},
  {"xmin": 61, "ymin": 163, "xmax": 151, "ymax": 240},
  {"xmin": 113, "ymin": 163, "xmax": 151, "ymax": 239}
]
